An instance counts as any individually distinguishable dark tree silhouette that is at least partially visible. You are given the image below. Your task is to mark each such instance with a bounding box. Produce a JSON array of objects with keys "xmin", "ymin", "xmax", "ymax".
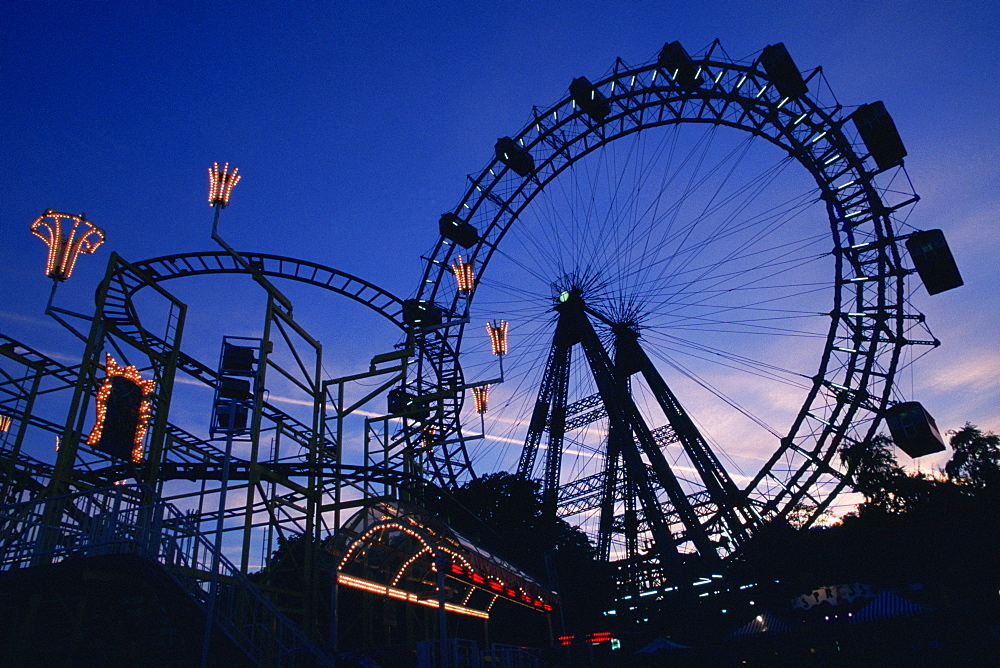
[
  {"xmin": 945, "ymin": 423, "xmax": 1000, "ymax": 489},
  {"xmin": 838, "ymin": 423, "xmax": 1000, "ymax": 528},
  {"xmin": 841, "ymin": 433, "xmax": 905, "ymax": 508}
]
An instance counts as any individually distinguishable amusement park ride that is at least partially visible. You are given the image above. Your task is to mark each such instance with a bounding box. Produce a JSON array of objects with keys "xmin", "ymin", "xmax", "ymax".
[{"xmin": 0, "ymin": 39, "xmax": 962, "ymax": 662}]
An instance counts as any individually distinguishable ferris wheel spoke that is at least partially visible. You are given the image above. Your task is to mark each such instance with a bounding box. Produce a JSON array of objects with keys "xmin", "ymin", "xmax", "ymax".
[
  {"xmin": 416, "ymin": 40, "xmax": 924, "ymax": 565},
  {"xmin": 643, "ymin": 330, "xmax": 813, "ymax": 387}
]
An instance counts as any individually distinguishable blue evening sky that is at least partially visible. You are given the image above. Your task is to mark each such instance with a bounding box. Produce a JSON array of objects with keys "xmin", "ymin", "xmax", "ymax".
[{"xmin": 2, "ymin": 1, "xmax": 997, "ymax": 476}]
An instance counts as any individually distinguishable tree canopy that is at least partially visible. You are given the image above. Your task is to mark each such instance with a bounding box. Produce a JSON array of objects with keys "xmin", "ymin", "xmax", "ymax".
[
  {"xmin": 841, "ymin": 422, "xmax": 1000, "ymax": 527},
  {"xmin": 945, "ymin": 423, "xmax": 1000, "ymax": 489}
]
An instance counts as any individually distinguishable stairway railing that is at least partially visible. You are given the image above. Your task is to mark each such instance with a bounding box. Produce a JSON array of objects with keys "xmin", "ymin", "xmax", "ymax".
[{"xmin": 0, "ymin": 484, "xmax": 332, "ymax": 667}]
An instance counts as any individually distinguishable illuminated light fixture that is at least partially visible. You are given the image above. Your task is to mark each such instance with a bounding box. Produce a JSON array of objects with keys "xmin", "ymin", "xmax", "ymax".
[
  {"xmin": 419, "ymin": 423, "xmax": 437, "ymax": 451},
  {"xmin": 560, "ymin": 632, "xmax": 616, "ymax": 646},
  {"xmin": 87, "ymin": 354, "xmax": 156, "ymax": 463},
  {"xmin": 451, "ymin": 255, "xmax": 475, "ymax": 295},
  {"xmin": 472, "ymin": 385, "xmax": 490, "ymax": 414},
  {"xmin": 30, "ymin": 210, "xmax": 106, "ymax": 281},
  {"xmin": 338, "ymin": 521, "xmax": 553, "ymax": 612},
  {"xmin": 486, "ymin": 320, "xmax": 509, "ymax": 356},
  {"xmin": 448, "ymin": 562, "xmax": 552, "ymax": 610},
  {"xmin": 392, "ymin": 546, "xmax": 431, "ymax": 586},
  {"xmin": 208, "ymin": 162, "xmax": 241, "ymax": 207},
  {"xmin": 338, "ymin": 521, "xmax": 435, "ymax": 570},
  {"xmin": 337, "ymin": 573, "xmax": 489, "ymax": 620},
  {"xmin": 0, "ymin": 415, "xmax": 10, "ymax": 433},
  {"xmin": 808, "ymin": 130, "xmax": 828, "ymax": 144}
]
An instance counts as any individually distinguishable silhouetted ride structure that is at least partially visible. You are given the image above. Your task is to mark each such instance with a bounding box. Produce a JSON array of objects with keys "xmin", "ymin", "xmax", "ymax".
[
  {"xmin": 413, "ymin": 39, "xmax": 960, "ymax": 603},
  {"xmin": 0, "ymin": 40, "xmax": 962, "ymax": 664}
]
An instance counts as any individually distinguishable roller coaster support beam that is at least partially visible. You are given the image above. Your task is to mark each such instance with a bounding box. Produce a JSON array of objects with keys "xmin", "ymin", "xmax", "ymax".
[{"xmin": 211, "ymin": 204, "xmax": 294, "ymax": 314}]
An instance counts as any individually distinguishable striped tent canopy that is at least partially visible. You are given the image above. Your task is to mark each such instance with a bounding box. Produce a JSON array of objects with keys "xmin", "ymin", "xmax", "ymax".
[
  {"xmin": 850, "ymin": 591, "xmax": 932, "ymax": 623},
  {"xmin": 727, "ymin": 611, "xmax": 794, "ymax": 639}
]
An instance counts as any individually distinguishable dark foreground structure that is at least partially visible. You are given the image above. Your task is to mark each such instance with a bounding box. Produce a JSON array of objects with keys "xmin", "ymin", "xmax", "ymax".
[{"xmin": 0, "ymin": 554, "xmax": 249, "ymax": 665}]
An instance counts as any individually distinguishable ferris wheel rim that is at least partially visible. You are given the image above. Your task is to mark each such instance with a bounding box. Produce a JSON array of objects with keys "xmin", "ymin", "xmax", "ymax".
[{"xmin": 417, "ymin": 41, "xmax": 920, "ymax": 528}]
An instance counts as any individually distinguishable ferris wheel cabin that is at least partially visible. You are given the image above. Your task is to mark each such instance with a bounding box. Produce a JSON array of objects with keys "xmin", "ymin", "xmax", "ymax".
[
  {"xmin": 657, "ymin": 41, "xmax": 702, "ymax": 90},
  {"xmin": 759, "ymin": 42, "xmax": 808, "ymax": 99},
  {"xmin": 494, "ymin": 137, "xmax": 535, "ymax": 177},
  {"xmin": 906, "ymin": 229, "xmax": 964, "ymax": 295},
  {"xmin": 885, "ymin": 401, "xmax": 947, "ymax": 458},
  {"xmin": 852, "ymin": 101, "xmax": 907, "ymax": 171}
]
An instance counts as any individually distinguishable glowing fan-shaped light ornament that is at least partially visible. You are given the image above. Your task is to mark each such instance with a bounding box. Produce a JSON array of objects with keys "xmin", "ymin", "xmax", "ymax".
[
  {"xmin": 472, "ymin": 385, "xmax": 490, "ymax": 414},
  {"xmin": 486, "ymin": 320, "xmax": 509, "ymax": 356},
  {"xmin": 30, "ymin": 210, "xmax": 106, "ymax": 281},
  {"xmin": 0, "ymin": 415, "xmax": 11, "ymax": 433},
  {"xmin": 208, "ymin": 162, "xmax": 241, "ymax": 208},
  {"xmin": 451, "ymin": 255, "xmax": 475, "ymax": 295}
]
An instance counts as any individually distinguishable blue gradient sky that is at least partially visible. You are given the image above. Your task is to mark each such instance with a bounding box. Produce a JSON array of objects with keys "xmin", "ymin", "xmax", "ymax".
[{"xmin": 2, "ymin": 1, "xmax": 998, "ymax": 475}]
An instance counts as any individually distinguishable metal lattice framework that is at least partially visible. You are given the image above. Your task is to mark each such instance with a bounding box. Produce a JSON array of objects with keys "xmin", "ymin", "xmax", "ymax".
[
  {"xmin": 411, "ymin": 41, "xmax": 935, "ymax": 571},
  {"xmin": 0, "ymin": 249, "xmax": 447, "ymax": 577}
]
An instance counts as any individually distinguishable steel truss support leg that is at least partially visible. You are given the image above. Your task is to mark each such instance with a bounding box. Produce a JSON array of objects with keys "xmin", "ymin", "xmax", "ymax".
[
  {"xmin": 615, "ymin": 328, "xmax": 757, "ymax": 547},
  {"xmin": 565, "ymin": 302, "xmax": 717, "ymax": 566},
  {"xmin": 518, "ymin": 293, "xmax": 725, "ymax": 573},
  {"xmin": 596, "ymin": 437, "xmax": 621, "ymax": 563},
  {"xmin": 597, "ymin": 341, "xmax": 636, "ymax": 562},
  {"xmin": 516, "ymin": 316, "xmax": 574, "ymax": 518}
]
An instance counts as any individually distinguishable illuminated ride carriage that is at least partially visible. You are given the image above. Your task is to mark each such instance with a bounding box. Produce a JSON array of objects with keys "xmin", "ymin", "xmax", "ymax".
[{"xmin": 329, "ymin": 501, "xmax": 558, "ymax": 652}]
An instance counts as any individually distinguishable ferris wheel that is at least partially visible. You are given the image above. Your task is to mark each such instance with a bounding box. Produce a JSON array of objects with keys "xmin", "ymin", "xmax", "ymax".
[{"xmin": 411, "ymin": 40, "xmax": 936, "ymax": 570}]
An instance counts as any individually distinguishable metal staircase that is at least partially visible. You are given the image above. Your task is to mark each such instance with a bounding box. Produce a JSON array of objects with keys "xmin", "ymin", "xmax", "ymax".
[{"xmin": 0, "ymin": 484, "xmax": 333, "ymax": 666}]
